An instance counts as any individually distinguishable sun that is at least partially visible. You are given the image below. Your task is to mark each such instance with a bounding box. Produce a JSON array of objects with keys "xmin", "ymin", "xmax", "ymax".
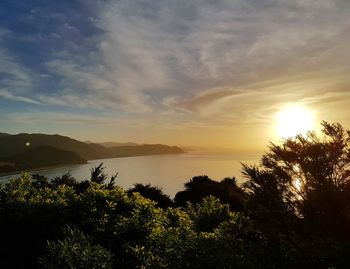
[{"xmin": 276, "ymin": 104, "xmax": 315, "ymax": 138}]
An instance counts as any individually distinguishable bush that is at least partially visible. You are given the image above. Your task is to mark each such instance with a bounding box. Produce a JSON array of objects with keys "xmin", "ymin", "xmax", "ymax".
[
  {"xmin": 128, "ymin": 183, "xmax": 173, "ymax": 208},
  {"xmin": 186, "ymin": 196, "xmax": 231, "ymax": 232},
  {"xmin": 174, "ymin": 176, "xmax": 246, "ymax": 211},
  {"xmin": 40, "ymin": 226, "xmax": 113, "ymax": 269}
]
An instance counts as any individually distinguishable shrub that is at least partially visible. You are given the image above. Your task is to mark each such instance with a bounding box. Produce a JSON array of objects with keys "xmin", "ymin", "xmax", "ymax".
[{"xmin": 40, "ymin": 226, "xmax": 113, "ymax": 269}]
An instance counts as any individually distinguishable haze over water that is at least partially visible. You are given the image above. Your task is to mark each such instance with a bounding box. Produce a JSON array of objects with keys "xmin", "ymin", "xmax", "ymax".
[{"xmin": 0, "ymin": 151, "xmax": 260, "ymax": 197}]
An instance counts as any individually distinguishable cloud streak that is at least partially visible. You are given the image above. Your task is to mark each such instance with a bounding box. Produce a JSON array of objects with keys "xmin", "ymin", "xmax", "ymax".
[{"xmin": 1, "ymin": 0, "xmax": 350, "ymax": 146}]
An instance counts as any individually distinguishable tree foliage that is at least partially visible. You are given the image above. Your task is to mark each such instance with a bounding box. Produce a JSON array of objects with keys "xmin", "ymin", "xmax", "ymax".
[
  {"xmin": 174, "ymin": 175, "xmax": 246, "ymax": 211},
  {"xmin": 0, "ymin": 171, "xmax": 293, "ymax": 268},
  {"xmin": 40, "ymin": 226, "xmax": 113, "ymax": 269},
  {"xmin": 128, "ymin": 183, "xmax": 173, "ymax": 208},
  {"xmin": 242, "ymin": 121, "xmax": 350, "ymax": 267}
]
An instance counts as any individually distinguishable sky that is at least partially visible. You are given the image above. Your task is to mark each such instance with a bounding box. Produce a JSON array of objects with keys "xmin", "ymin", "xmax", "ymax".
[{"xmin": 0, "ymin": 0, "xmax": 350, "ymax": 150}]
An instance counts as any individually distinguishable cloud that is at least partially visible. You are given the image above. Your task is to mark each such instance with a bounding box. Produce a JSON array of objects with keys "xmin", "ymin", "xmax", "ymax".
[
  {"xmin": 1, "ymin": 0, "xmax": 350, "ymax": 134},
  {"xmin": 8, "ymin": 112, "xmax": 119, "ymax": 126},
  {"xmin": 0, "ymin": 89, "xmax": 40, "ymax": 104},
  {"xmin": 90, "ymin": 0, "xmax": 350, "ymax": 117},
  {"xmin": 0, "ymin": 48, "xmax": 35, "ymax": 92}
]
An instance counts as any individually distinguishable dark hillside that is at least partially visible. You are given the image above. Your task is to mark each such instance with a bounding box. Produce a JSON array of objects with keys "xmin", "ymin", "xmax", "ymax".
[
  {"xmin": 0, "ymin": 146, "xmax": 86, "ymax": 173},
  {"xmin": 0, "ymin": 133, "xmax": 106, "ymax": 159}
]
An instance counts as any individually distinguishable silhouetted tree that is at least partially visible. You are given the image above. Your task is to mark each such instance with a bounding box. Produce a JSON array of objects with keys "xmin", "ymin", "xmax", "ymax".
[
  {"xmin": 90, "ymin": 163, "xmax": 118, "ymax": 188},
  {"xmin": 242, "ymin": 121, "xmax": 350, "ymax": 266},
  {"xmin": 31, "ymin": 173, "xmax": 49, "ymax": 188},
  {"xmin": 106, "ymin": 172, "xmax": 118, "ymax": 190},
  {"xmin": 49, "ymin": 164, "xmax": 118, "ymax": 193},
  {"xmin": 174, "ymin": 175, "xmax": 246, "ymax": 211},
  {"xmin": 185, "ymin": 175, "xmax": 213, "ymax": 190},
  {"xmin": 128, "ymin": 183, "xmax": 173, "ymax": 208},
  {"xmin": 90, "ymin": 163, "xmax": 108, "ymax": 184},
  {"xmin": 51, "ymin": 172, "xmax": 77, "ymax": 187}
]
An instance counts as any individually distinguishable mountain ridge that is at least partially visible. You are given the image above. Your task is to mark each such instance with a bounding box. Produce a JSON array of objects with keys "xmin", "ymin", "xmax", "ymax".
[
  {"xmin": 0, "ymin": 133, "xmax": 185, "ymax": 174},
  {"xmin": 0, "ymin": 133, "xmax": 106, "ymax": 159},
  {"xmin": 100, "ymin": 142, "xmax": 138, "ymax": 147}
]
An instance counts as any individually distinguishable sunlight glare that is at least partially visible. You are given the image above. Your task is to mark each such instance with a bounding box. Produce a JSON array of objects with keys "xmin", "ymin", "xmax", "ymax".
[
  {"xmin": 294, "ymin": 178, "xmax": 302, "ymax": 192},
  {"xmin": 276, "ymin": 104, "xmax": 315, "ymax": 138}
]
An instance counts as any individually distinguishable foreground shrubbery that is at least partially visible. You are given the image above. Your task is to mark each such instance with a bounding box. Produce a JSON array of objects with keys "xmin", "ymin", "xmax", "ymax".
[
  {"xmin": 2, "ymin": 122, "xmax": 350, "ymax": 268},
  {"xmin": 0, "ymin": 173, "xmax": 295, "ymax": 268}
]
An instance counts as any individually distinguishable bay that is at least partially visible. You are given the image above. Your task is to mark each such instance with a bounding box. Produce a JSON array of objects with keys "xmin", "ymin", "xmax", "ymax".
[{"xmin": 0, "ymin": 151, "xmax": 260, "ymax": 197}]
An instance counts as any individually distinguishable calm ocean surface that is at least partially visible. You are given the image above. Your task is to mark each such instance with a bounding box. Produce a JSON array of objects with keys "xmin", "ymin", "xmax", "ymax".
[{"xmin": 0, "ymin": 152, "xmax": 261, "ymax": 197}]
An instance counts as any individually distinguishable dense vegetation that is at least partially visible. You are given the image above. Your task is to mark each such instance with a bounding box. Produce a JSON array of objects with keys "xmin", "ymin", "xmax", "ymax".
[{"xmin": 1, "ymin": 122, "xmax": 350, "ymax": 268}]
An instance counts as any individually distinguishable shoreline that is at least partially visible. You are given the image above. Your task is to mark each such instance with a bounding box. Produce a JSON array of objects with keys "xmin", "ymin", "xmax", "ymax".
[
  {"xmin": 0, "ymin": 152, "xmax": 187, "ymax": 179},
  {"xmin": 0, "ymin": 162, "xmax": 86, "ymax": 179}
]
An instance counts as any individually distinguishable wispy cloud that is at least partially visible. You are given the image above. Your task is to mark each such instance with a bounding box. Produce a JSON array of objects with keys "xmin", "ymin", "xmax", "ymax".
[
  {"xmin": 1, "ymin": 0, "xmax": 350, "ymax": 146},
  {"xmin": 0, "ymin": 89, "xmax": 40, "ymax": 104},
  {"xmin": 90, "ymin": 0, "xmax": 350, "ymax": 118}
]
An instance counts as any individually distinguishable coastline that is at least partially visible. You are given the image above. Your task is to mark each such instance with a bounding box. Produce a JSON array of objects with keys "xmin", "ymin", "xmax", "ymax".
[
  {"xmin": 0, "ymin": 162, "xmax": 86, "ymax": 179},
  {"xmin": 0, "ymin": 152, "xmax": 187, "ymax": 179}
]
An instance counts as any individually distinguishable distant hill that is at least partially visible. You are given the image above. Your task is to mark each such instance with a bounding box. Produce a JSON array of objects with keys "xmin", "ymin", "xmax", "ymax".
[
  {"xmin": 0, "ymin": 133, "xmax": 185, "ymax": 159},
  {"xmin": 0, "ymin": 133, "xmax": 185, "ymax": 174},
  {"xmin": 0, "ymin": 146, "xmax": 86, "ymax": 173},
  {"xmin": 106, "ymin": 144, "xmax": 185, "ymax": 157},
  {"xmin": 0, "ymin": 133, "xmax": 106, "ymax": 160},
  {"xmin": 100, "ymin": 142, "xmax": 138, "ymax": 147}
]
